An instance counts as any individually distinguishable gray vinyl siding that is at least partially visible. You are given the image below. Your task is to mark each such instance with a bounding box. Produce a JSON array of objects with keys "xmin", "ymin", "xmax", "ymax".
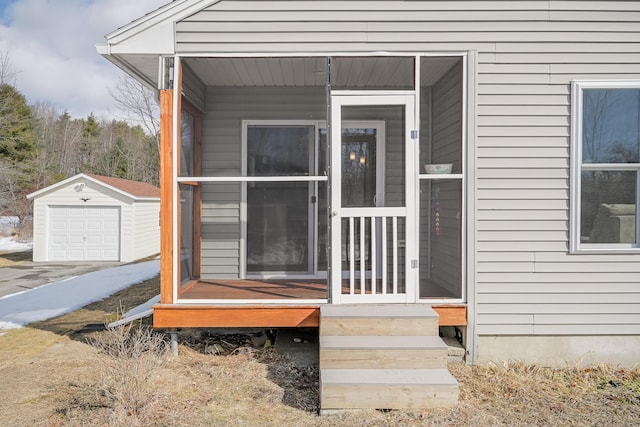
[
  {"xmin": 182, "ymin": 62, "xmax": 206, "ymax": 112},
  {"xmin": 132, "ymin": 200, "xmax": 161, "ymax": 260},
  {"xmin": 178, "ymin": 1, "xmax": 640, "ymax": 335}
]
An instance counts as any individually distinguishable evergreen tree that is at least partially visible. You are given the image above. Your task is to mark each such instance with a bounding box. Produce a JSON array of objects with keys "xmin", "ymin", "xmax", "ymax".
[{"xmin": 0, "ymin": 83, "xmax": 37, "ymax": 163}]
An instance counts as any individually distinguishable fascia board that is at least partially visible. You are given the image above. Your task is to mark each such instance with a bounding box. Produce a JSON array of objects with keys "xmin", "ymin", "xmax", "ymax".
[
  {"xmin": 27, "ymin": 174, "xmax": 137, "ymax": 202},
  {"xmin": 26, "ymin": 174, "xmax": 88, "ymax": 200},
  {"xmin": 105, "ymin": 0, "xmax": 222, "ymax": 52}
]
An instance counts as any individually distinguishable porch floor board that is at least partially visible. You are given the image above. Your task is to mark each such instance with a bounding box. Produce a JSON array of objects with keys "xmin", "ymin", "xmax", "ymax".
[{"xmin": 179, "ymin": 279, "xmax": 328, "ymax": 300}]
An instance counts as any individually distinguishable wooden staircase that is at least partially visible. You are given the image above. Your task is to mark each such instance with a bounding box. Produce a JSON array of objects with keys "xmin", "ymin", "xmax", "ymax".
[{"xmin": 319, "ymin": 304, "xmax": 459, "ymax": 411}]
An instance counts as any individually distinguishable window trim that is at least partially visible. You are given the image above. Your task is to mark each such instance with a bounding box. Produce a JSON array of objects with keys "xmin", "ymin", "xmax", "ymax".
[{"xmin": 570, "ymin": 80, "xmax": 640, "ymax": 253}]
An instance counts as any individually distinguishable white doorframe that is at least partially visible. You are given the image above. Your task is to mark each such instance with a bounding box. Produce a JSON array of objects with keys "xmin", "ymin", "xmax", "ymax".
[{"xmin": 330, "ymin": 92, "xmax": 417, "ymax": 304}]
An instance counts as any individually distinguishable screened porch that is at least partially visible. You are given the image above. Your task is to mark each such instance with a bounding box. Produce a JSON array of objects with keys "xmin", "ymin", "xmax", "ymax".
[{"xmin": 171, "ymin": 55, "xmax": 466, "ymax": 305}]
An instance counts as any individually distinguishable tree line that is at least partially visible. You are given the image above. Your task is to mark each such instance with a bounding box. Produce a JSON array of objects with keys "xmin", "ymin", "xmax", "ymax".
[{"xmin": 0, "ymin": 51, "xmax": 159, "ymax": 232}]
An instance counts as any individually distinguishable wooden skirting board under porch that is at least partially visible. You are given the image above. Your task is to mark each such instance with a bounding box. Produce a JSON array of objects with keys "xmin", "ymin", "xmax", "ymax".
[{"xmin": 153, "ymin": 304, "xmax": 466, "ymax": 329}]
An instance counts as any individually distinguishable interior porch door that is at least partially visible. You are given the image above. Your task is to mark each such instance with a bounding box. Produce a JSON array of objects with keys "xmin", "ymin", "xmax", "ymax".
[{"xmin": 330, "ymin": 93, "xmax": 416, "ymax": 303}]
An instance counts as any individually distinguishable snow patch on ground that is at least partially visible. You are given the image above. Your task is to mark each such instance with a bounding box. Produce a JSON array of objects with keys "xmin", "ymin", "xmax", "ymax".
[
  {"xmin": 0, "ymin": 236, "xmax": 33, "ymax": 252},
  {"xmin": 0, "ymin": 260, "xmax": 160, "ymax": 330},
  {"xmin": 0, "ymin": 216, "xmax": 32, "ymax": 252}
]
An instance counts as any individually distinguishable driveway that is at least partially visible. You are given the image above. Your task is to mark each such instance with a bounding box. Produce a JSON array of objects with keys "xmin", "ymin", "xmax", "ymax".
[
  {"xmin": 0, "ymin": 259, "xmax": 160, "ymax": 329},
  {"xmin": 0, "ymin": 259, "xmax": 122, "ymax": 298}
]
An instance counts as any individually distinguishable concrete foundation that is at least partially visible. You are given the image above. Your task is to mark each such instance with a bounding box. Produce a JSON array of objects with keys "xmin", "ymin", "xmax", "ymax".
[{"xmin": 477, "ymin": 335, "xmax": 640, "ymax": 367}]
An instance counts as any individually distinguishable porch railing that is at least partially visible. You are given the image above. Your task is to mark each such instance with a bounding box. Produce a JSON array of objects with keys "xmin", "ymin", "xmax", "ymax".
[{"xmin": 341, "ymin": 207, "xmax": 406, "ymax": 296}]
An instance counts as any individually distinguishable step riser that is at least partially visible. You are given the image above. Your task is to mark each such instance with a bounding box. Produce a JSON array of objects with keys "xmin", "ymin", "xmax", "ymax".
[
  {"xmin": 321, "ymin": 349, "xmax": 448, "ymax": 369},
  {"xmin": 320, "ymin": 318, "xmax": 438, "ymax": 337},
  {"xmin": 321, "ymin": 384, "xmax": 458, "ymax": 409}
]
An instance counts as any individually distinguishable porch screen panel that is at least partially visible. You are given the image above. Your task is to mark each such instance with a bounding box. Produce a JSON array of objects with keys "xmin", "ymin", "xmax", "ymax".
[
  {"xmin": 418, "ymin": 56, "xmax": 464, "ymax": 300},
  {"xmin": 179, "ymin": 184, "xmax": 194, "ymax": 286},
  {"xmin": 331, "ymin": 57, "xmax": 414, "ymax": 90},
  {"xmin": 246, "ymin": 125, "xmax": 313, "ymax": 272},
  {"xmin": 419, "ymin": 179, "xmax": 462, "ymax": 299},
  {"xmin": 180, "ymin": 110, "xmax": 195, "ymax": 176},
  {"xmin": 318, "ymin": 128, "xmax": 329, "ymax": 271}
]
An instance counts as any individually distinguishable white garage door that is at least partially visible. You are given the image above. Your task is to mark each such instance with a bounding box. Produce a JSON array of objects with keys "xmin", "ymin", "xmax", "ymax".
[{"xmin": 48, "ymin": 206, "xmax": 120, "ymax": 261}]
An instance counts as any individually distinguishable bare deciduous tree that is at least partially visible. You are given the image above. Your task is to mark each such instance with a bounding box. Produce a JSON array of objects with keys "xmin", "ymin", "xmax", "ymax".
[
  {"xmin": 0, "ymin": 49, "xmax": 17, "ymax": 86},
  {"xmin": 109, "ymin": 75, "xmax": 160, "ymax": 149}
]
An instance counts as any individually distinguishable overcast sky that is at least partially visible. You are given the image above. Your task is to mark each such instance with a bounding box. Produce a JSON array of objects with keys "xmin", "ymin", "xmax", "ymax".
[{"xmin": 0, "ymin": 0, "xmax": 168, "ymax": 120}]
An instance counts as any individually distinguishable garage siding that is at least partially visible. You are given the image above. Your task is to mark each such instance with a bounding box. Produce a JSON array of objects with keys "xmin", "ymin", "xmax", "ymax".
[{"xmin": 132, "ymin": 201, "xmax": 161, "ymax": 260}]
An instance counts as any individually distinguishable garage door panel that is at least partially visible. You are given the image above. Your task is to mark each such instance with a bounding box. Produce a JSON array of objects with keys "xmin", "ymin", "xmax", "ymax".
[
  {"xmin": 85, "ymin": 222, "xmax": 101, "ymax": 232},
  {"xmin": 48, "ymin": 206, "xmax": 120, "ymax": 261}
]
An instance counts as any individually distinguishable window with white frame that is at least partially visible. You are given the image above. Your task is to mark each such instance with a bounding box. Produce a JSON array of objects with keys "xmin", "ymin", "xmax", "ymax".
[{"xmin": 571, "ymin": 81, "xmax": 640, "ymax": 251}]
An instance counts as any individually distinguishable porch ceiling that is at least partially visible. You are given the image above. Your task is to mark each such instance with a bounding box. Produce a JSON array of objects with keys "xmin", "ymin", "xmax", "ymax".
[{"xmin": 184, "ymin": 56, "xmax": 459, "ymax": 88}]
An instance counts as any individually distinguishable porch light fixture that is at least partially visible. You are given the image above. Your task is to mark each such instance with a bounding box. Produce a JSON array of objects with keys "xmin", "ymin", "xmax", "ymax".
[
  {"xmin": 349, "ymin": 151, "xmax": 356, "ymax": 161},
  {"xmin": 359, "ymin": 156, "xmax": 366, "ymax": 165}
]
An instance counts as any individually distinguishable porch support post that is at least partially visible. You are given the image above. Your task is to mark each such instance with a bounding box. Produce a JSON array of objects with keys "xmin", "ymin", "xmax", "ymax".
[
  {"xmin": 169, "ymin": 329, "xmax": 179, "ymax": 357},
  {"xmin": 159, "ymin": 89, "xmax": 174, "ymax": 304}
]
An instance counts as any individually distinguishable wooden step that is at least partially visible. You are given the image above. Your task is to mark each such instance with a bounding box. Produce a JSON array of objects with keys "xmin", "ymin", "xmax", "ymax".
[
  {"xmin": 320, "ymin": 304, "xmax": 439, "ymax": 336},
  {"xmin": 321, "ymin": 368, "xmax": 459, "ymax": 409},
  {"xmin": 320, "ymin": 335, "xmax": 448, "ymax": 369}
]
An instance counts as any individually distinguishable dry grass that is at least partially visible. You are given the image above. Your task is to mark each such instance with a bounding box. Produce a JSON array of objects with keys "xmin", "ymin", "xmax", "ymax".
[
  {"xmin": 0, "ymin": 276, "xmax": 638, "ymax": 426},
  {"xmin": 0, "ymin": 249, "xmax": 31, "ymax": 267}
]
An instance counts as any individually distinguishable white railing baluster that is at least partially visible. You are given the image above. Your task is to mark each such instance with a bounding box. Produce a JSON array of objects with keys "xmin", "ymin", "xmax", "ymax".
[
  {"xmin": 382, "ymin": 216, "xmax": 387, "ymax": 294},
  {"xmin": 392, "ymin": 216, "xmax": 398, "ymax": 295},
  {"xmin": 349, "ymin": 217, "xmax": 355, "ymax": 295},
  {"xmin": 340, "ymin": 207, "xmax": 405, "ymax": 299},
  {"xmin": 359, "ymin": 216, "xmax": 365, "ymax": 294},
  {"xmin": 371, "ymin": 216, "xmax": 376, "ymax": 295}
]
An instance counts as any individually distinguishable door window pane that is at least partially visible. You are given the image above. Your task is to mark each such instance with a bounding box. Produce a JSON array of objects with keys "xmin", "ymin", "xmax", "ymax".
[
  {"xmin": 247, "ymin": 182, "xmax": 309, "ymax": 271},
  {"xmin": 342, "ymin": 129, "xmax": 377, "ymax": 207},
  {"xmin": 246, "ymin": 125, "xmax": 313, "ymax": 272}
]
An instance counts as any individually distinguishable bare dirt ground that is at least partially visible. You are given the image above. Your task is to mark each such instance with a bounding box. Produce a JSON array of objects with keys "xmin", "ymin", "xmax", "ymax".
[{"xmin": 0, "ymin": 271, "xmax": 638, "ymax": 426}]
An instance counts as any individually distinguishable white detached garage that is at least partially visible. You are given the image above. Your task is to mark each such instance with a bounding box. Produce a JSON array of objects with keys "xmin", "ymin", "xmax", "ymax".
[{"xmin": 27, "ymin": 173, "xmax": 160, "ymax": 262}]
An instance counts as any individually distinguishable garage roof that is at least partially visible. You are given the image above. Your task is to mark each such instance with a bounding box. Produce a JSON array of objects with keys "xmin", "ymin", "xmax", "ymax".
[{"xmin": 87, "ymin": 174, "xmax": 160, "ymax": 199}]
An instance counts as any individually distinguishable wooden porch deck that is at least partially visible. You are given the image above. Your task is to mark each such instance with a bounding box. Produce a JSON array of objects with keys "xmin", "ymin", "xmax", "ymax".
[
  {"xmin": 179, "ymin": 279, "xmax": 328, "ymax": 300},
  {"xmin": 153, "ymin": 279, "xmax": 466, "ymax": 329}
]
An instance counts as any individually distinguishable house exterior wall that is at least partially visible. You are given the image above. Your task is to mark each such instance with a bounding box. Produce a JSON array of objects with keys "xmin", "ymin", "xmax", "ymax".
[
  {"xmin": 31, "ymin": 177, "xmax": 160, "ymax": 263},
  {"xmin": 180, "ymin": 1, "xmax": 640, "ymax": 365},
  {"xmin": 132, "ymin": 200, "xmax": 161, "ymax": 260}
]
